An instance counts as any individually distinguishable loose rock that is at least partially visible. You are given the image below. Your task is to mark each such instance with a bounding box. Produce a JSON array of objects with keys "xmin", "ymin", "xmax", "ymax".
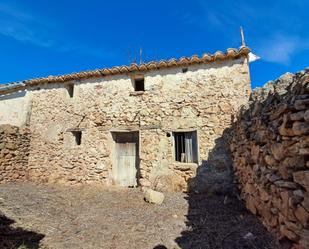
[{"xmin": 144, "ymin": 189, "xmax": 165, "ymax": 205}]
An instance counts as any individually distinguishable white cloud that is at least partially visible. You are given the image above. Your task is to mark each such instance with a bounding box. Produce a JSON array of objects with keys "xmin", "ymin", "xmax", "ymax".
[
  {"xmin": 0, "ymin": 2, "xmax": 113, "ymax": 59},
  {"xmin": 0, "ymin": 20, "xmax": 53, "ymax": 47},
  {"xmin": 190, "ymin": 0, "xmax": 309, "ymax": 65},
  {"xmin": 255, "ymin": 34, "xmax": 309, "ymax": 65},
  {"xmin": 0, "ymin": 2, "xmax": 53, "ymax": 47}
]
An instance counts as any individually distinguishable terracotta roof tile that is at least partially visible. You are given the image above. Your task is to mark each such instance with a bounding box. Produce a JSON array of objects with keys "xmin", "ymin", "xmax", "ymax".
[{"xmin": 0, "ymin": 46, "xmax": 250, "ymax": 95}]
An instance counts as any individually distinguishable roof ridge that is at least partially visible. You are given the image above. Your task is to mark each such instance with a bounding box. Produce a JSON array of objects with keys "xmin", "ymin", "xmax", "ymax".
[{"xmin": 0, "ymin": 46, "xmax": 250, "ymax": 95}]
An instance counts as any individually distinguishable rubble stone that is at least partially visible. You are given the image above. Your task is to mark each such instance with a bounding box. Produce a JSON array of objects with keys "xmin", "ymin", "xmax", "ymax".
[
  {"xmin": 144, "ymin": 189, "xmax": 165, "ymax": 204},
  {"xmin": 0, "ymin": 125, "xmax": 29, "ymax": 183},
  {"xmin": 230, "ymin": 69, "xmax": 309, "ymax": 247}
]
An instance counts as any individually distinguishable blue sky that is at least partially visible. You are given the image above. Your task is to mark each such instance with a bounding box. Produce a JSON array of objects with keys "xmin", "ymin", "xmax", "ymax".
[{"xmin": 0, "ymin": 0, "xmax": 308, "ymax": 88}]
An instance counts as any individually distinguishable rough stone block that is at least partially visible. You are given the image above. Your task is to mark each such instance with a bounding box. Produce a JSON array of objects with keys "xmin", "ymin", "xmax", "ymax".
[
  {"xmin": 275, "ymin": 181, "xmax": 298, "ymax": 189},
  {"xmin": 293, "ymin": 122, "xmax": 309, "ymax": 136},
  {"xmin": 144, "ymin": 189, "xmax": 164, "ymax": 205},
  {"xmin": 295, "ymin": 205, "xmax": 309, "ymax": 227},
  {"xmin": 290, "ymin": 111, "xmax": 305, "ymax": 121},
  {"xmin": 280, "ymin": 225, "xmax": 299, "ymax": 241},
  {"xmin": 294, "ymin": 99, "xmax": 309, "ymax": 111},
  {"xmin": 304, "ymin": 110, "xmax": 309, "ymax": 122},
  {"xmin": 299, "ymin": 230, "xmax": 309, "ymax": 249},
  {"xmin": 293, "ymin": 171, "xmax": 309, "ymax": 192},
  {"xmin": 271, "ymin": 143, "xmax": 285, "ymax": 161}
]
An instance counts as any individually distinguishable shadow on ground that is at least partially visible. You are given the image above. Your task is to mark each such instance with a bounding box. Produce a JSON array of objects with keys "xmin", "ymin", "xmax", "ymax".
[
  {"xmin": 0, "ymin": 211, "xmax": 44, "ymax": 249},
  {"xmin": 160, "ymin": 128, "xmax": 279, "ymax": 249},
  {"xmin": 174, "ymin": 193, "xmax": 279, "ymax": 249}
]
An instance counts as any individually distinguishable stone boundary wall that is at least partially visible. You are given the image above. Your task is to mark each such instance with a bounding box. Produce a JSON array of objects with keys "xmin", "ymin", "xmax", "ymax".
[
  {"xmin": 230, "ymin": 69, "xmax": 309, "ymax": 248},
  {"xmin": 0, "ymin": 125, "xmax": 30, "ymax": 183}
]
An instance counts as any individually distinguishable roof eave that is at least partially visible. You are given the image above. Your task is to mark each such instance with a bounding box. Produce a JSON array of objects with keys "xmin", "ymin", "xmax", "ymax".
[{"xmin": 0, "ymin": 46, "xmax": 250, "ymax": 95}]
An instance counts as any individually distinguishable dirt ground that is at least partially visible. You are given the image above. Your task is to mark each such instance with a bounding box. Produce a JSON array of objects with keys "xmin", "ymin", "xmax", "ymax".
[{"xmin": 0, "ymin": 183, "xmax": 279, "ymax": 249}]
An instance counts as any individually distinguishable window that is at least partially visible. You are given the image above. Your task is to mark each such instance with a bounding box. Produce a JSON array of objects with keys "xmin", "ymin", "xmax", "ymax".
[
  {"xmin": 134, "ymin": 77, "xmax": 145, "ymax": 91},
  {"xmin": 173, "ymin": 131, "xmax": 198, "ymax": 163},
  {"xmin": 64, "ymin": 129, "xmax": 83, "ymax": 148},
  {"xmin": 65, "ymin": 84, "xmax": 74, "ymax": 98},
  {"xmin": 182, "ymin": 67, "xmax": 188, "ymax": 73},
  {"xmin": 72, "ymin": 131, "xmax": 82, "ymax": 145}
]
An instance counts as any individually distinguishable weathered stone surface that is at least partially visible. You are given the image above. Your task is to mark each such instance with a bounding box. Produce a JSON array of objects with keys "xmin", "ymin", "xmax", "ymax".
[
  {"xmin": 251, "ymin": 145, "xmax": 260, "ymax": 162},
  {"xmin": 275, "ymin": 181, "xmax": 298, "ymax": 189},
  {"xmin": 293, "ymin": 122, "xmax": 309, "ymax": 136},
  {"xmin": 295, "ymin": 205, "xmax": 309, "ymax": 227},
  {"xmin": 304, "ymin": 110, "xmax": 309, "ymax": 122},
  {"xmin": 61, "ymin": 163, "xmax": 76, "ymax": 169},
  {"xmin": 290, "ymin": 111, "xmax": 305, "ymax": 121},
  {"xmin": 0, "ymin": 57, "xmax": 251, "ymax": 189},
  {"xmin": 289, "ymin": 195, "xmax": 304, "ymax": 207},
  {"xmin": 1, "ymin": 49, "xmax": 308, "ymax": 248},
  {"xmin": 293, "ymin": 171, "xmax": 309, "ymax": 192},
  {"xmin": 264, "ymin": 155, "xmax": 277, "ymax": 167},
  {"xmin": 153, "ymin": 174, "xmax": 187, "ymax": 192},
  {"xmin": 94, "ymin": 162, "xmax": 106, "ymax": 173},
  {"xmin": 271, "ymin": 143, "xmax": 285, "ymax": 161},
  {"xmin": 294, "ymin": 99, "xmax": 309, "ymax": 111},
  {"xmin": 246, "ymin": 195, "xmax": 257, "ymax": 215},
  {"xmin": 139, "ymin": 178, "xmax": 151, "ymax": 187},
  {"xmin": 0, "ymin": 125, "xmax": 18, "ymax": 134},
  {"xmin": 300, "ymin": 148, "xmax": 309, "ymax": 155},
  {"xmin": 144, "ymin": 189, "xmax": 165, "ymax": 204},
  {"xmin": 303, "ymin": 193, "xmax": 309, "ymax": 212},
  {"xmin": 230, "ymin": 69, "xmax": 309, "ymax": 247},
  {"xmin": 299, "ymin": 230, "xmax": 309, "ymax": 249},
  {"xmin": 294, "ymin": 190, "xmax": 305, "ymax": 198},
  {"xmin": 0, "ymin": 125, "xmax": 29, "ymax": 183},
  {"xmin": 280, "ymin": 225, "xmax": 299, "ymax": 241}
]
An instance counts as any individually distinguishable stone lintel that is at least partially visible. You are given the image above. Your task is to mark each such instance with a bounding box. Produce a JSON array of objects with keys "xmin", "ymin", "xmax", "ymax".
[{"xmin": 66, "ymin": 128, "xmax": 85, "ymax": 132}]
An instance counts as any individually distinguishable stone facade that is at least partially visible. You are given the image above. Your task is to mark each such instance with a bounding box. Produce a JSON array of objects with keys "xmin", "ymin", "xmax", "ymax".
[
  {"xmin": 0, "ymin": 54, "xmax": 250, "ymax": 191},
  {"xmin": 0, "ymin": 125, "xmax": 30, "ymax": 183},
  {"xmin": 230, "ymin": 69, "xmax": 309, "ymax": 248}
]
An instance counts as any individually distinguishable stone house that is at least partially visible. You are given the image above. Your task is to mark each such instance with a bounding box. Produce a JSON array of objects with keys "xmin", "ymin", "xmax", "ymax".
[{"xmin": 0, "ymin": 46, "xmax": 251, "ymax": 191}]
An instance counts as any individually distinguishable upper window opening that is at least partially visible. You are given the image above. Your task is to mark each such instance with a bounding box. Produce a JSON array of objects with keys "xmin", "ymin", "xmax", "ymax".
[
  {"xmin": 72, "ymin": 131, "xmax": 82, "ymax": 145},
  {"xmin": 182, "ymin": 68, "xmax": 188, "ymax": 73},
  {"xmin": 65, "ymin": 84, "xmax": 74, "ymax": 98},
  {"xmin": 173, "ymin": 131, "xmax": 198, "ymax": 163},
  {"xmin": 134, "ymin": 77, "xmax": 145, "ymax": 91}
]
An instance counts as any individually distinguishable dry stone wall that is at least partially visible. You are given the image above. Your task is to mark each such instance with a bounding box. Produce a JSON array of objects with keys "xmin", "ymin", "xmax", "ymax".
[
  {"xmin": 0, "ymin": 125, "xmax": 30, "ymax": 183},
  {"xmin": 230, "ymin": 69, "xmax": 309, "ymax": 248}
]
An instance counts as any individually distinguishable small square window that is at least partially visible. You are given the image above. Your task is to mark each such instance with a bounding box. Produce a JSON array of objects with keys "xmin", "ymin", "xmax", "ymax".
[
  {"xmin": 65, "ymin": 84, "xmax": 74, "ymax": 98},
  {"xmin": 134, "ymin": 77, "xmax": 145, "ymax": 91},
  {"xmin": 182, "ymin": 68, "xmax": 188, "ymax": 73},
  {"xmin": 173, "ymin": 131, "xmax": 198, "ymax": 163},
  {"xmin": 64, "ymin": 129, "xmax": 84, "ymax": 148},
  {"xmin": 72, "ymin": 131, "xmax": 82, "ymax": 145}
]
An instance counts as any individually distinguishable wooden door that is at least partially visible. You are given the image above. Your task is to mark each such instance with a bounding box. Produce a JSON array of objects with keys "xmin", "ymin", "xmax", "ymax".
[{"xmin": 113, "ymin": 132, "xmax": 139, "ymax": 187}]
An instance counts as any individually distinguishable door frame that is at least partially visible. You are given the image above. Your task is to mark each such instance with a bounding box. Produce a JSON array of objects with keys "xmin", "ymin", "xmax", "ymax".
[{"xmin": 111, "ymin": 130, "xmax": 140, "ymax": 187}]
